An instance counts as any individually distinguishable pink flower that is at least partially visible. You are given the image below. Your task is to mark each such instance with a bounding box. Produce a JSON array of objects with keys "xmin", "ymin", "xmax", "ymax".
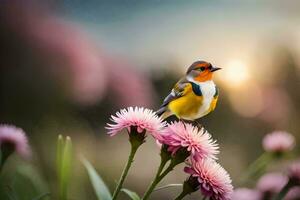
[
  {"xmin": 160, "ymin": 121, "xmax": 219, "ymax": 160},
  {"xmin": 184, "ymin": 158, "xmax": 233, "ymax": 200},
  {"xmin": 289, "ymin": 162, "xmax": 300, "ymax": 184},
  {"xmin": 257, "ymin": 173, "xmax": 288, "ymax": 194},
  {"xmin": 262, "ymin": 131, "xmax": 295, "ymax": 153},
  {"xmin": 231, "ymin": 188, "xmax": 262, "ymax": 200},
  {"xmin": 106, "ymin": 107, "xmax": 165, "ymax": 139},
  {"xmin": 1, "ymin": 1, "xmax": 156, "ymax": 106},
  {"xmin": 0, "ymin": 125, "xmax": 31, "ymax": 158},
  {"xmin": 286, "ymin": 187, "xmax": 300, "ymax": 200},
  {"xmin": 106, "ymin": 59, "xmax": 156, "ymax": 107}
]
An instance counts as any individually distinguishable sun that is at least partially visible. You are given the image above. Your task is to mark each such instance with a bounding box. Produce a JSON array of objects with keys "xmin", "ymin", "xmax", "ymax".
[{"xmin": 221, "ymin": 60, "xmax": 250, "ymax": 88}]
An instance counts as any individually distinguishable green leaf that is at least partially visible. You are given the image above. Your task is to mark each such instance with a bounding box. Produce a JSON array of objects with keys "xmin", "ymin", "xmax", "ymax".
[
  {"xmin": 7, "ymin": 192, "xmax": 18, "ymax": 200},
  {"xmin": 3, "ymin": 186, "xmax": 18, "ymax": 200},
  {"xmin": 154, "ymin": 184, "xmax": 183, "ymax": 192},
  {"xmin": 61, "ymin": 136, "xmax": 72, "ymax": 200},
  {"xmin": 121, "ymin": 189, "xmax": 140, "ymax": 200},
  {"xmin": 57, "ymin": 135, "xmax": 64, "ymax": 200},
  {"xmin": 16, "ymin": 164, "xmax": 49, "ymax": 194},
  {"xmin": 81, "ymin": 158, "xmax": 112, "ymax": 200},
  {"xmin": 56, "ymin": 135, "xmax": 64, "ymax": 179},
  {"xmin": 56, "ymin": 135, "xmax": 72, "ymax": 200},
  {"xmin": 31, "ymin": 193, "xmax": 50, "ymax": 200},
  {"xmin": 12, "ymin": 164, "xmax": 49, "ymax": 200}
]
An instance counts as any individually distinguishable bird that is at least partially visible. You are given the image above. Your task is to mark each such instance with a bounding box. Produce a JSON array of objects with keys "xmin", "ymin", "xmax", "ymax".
[{"xmin": 156, "ymin": 61, "xmax": 221, "ymax": 123}]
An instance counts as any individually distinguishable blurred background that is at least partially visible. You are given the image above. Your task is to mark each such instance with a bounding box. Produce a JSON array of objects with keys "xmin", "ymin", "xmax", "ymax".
[{"xmin": 0, "ymin": 0, "xmax": 300, "ymax": 199}]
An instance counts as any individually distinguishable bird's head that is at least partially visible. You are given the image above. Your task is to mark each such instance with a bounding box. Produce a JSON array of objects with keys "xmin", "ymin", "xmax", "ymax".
[{"xmin": 186, "ymin": 61, "xmax": 221, "ymax": 82}]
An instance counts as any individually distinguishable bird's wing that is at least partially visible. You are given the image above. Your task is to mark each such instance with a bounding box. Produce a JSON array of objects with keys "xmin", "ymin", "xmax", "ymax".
[
  {"xmin": 160, "ymin": 77, "xmax": 191, "ymax": 108},
  {"xmin": 210, "ymin": 86, "xmax": 219, "ymax": 111}
]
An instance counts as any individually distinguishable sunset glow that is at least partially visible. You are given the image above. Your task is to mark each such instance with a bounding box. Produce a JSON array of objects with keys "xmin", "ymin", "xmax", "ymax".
[{"xmin": 222, "ymin": 60, "xmax": 250, "ymax": 88}]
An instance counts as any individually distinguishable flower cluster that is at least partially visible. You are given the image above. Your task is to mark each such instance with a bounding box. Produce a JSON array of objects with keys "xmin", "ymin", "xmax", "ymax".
[
  {"xmin": 233, "ymin": 172, "xmax": 300, "ymax": 200},
  {"xmin": 233, "ymin": 130, "xmax": 299, "ymax": 200},
  {"xmin": 106, "ymin": 107, "xmax": 233, "ymax": 200},
  {"xmin": 159, "ymin": 121, "xmax": 232, "ymax": 200}
]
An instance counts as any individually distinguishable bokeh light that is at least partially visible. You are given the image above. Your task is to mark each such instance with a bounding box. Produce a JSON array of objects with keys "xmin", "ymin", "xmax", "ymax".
[
  {"xmin": 228, "ymin": 83, "xmax": 264, "ymax": 118},
  {"xmin": 221, "ymin": 60, "xmax": 251, "ymax": 89}
]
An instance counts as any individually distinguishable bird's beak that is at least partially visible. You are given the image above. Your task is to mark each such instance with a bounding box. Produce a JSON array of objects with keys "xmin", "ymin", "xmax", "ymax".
[{"xmin": 210, "ymin": 66, "xmax": 222, "ymax": 72}]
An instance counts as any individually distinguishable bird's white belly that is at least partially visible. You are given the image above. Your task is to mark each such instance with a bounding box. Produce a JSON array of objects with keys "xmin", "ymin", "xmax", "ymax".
[{"xmin": 194, "ymin": 81, "xmax": 216, "ymax": 119}]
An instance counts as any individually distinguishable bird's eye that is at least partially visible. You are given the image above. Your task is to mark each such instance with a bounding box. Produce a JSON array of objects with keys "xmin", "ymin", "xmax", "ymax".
[{"xmin": 199, "ymin": 67, "xmax": 206, "ymax": 71}]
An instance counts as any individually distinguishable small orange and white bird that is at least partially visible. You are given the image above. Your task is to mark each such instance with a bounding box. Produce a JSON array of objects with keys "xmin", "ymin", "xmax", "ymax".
[{"xmin": 157, "ymin": 61, "xmax": 221, "ymax": 121}]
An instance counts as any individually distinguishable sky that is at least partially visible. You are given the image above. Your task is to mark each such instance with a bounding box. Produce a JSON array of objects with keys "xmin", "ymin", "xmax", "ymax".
[{"xmin": 59, "ymin": 0, "xmax": 300, "ymax": 72}]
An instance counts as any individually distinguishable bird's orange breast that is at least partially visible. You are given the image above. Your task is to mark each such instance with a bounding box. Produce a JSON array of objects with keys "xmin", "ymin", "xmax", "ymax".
[{"xmin": 194, "ymin": 71, "xmax": 213, "ymax": 82}]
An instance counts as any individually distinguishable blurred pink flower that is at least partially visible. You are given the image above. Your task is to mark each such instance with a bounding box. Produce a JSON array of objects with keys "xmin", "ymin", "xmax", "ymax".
[
  {"xmin": 105, "ymin": 58, "xmax": 156, "ymax": 107},
  {"xmin": 286, "ymin": 187, "xmax": 300, "ymax": 200},
  {"xmin": 106, "ymin": 107, "xmax": 165, "ymax": 139},
  {"xmin": 231, "ymin": 188, "xmax": 262, "ymax": 200},
  {"xmin": 257, "ymin": 173, "xmax": 288, "ymax": 194},
  {"xmin": 262, "ymin": 131, "xmax": 295, "ymax": 153},
  {"xmin": 1, "ymin": 1, "xmax": 156, "ymax": 106},
  {"xmin": 0, "ymin": 124, "xmax": 31, "ymax": 158},
  {"xmin": 289, "ymin": 162, "xmax": 300, "ymax": 184},
  {"xmin": 184, "ymin": 158, "xmax": 233, "ymax": 200},
  {"xmin": 160, "ymin": 121, "xmax": 219, "ymax": 160},
  {"xmin": 258, "ymin": 87, "xmax": 291, "ymax": 125}
]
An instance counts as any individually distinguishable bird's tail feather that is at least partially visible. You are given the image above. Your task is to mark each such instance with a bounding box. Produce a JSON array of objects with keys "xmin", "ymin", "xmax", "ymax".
[
  {"xmin": 156, "ymin": 107, "xmax": 172, "ymax": 119},
  {"xmin": 156, "ymin": 107, "xmax": 166, "ymax": 117}
]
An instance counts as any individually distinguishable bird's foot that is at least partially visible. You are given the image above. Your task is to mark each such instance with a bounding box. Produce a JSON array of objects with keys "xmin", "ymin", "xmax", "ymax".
[
  {"xmin": 178, "ymin": 119, "xmax": 203, "ymax": 129},
  {"xmin": 179, "ymin": 119, "xmax": 197, "ymax": 128},
  {"xmin": 179, "ymin": 119, "xmax": 194, "ymax": 128},
  {"xmin": 192, "ymin": 120, "xmax": 203, "ymax": 129}
]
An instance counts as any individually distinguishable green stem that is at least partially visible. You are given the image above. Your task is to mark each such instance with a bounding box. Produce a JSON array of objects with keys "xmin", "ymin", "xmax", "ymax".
[
  {"xmin": 174, "ymin": 191, "xmax": 205, "ymax": 200},
  {"xmin": 174, "ymin": 177, "xmax": 200, "ymax": 200},
  {"xmin": 142, "ymin": 157, "xmax": 170, "ymax": 200},
  {"xmin": 142, "ymin": 147, "xmax": 190, "ymax": 200},
  {"xmin": 241, "ymin": 152, "xmax": 273, "ymax": 183},
  {"xmin": 273, "ymin": 180, "xmax": 295, "ymax": 200},
  {"xmin": 112, "ymin": 145, "xmax": 139, "ymax": 200},
  {"xmin": 174, "ymin": 190, "xmax": 188, "ymax": 200},
  {"xmin": 157, "ymin": 164, "xmax": 174, "ymax": 181}
]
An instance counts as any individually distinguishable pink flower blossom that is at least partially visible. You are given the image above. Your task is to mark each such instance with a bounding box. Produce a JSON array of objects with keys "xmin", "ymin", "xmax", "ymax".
[
  {"xmin": 106, "ymin": 107, "xmax": 165, "ymax": 139},
  {"xmin": 286, "ymin": 187, "xmax": 300, "ymax": 200},
  {"xmin": 231, "ymin": 188, "xmax": 262, "ymax": 200},
  {"xmin": 160, "ymin": 121, "xmax": 219, "ymax": 160},
  {"xmin": 0, "ymin": 125, "xmax": 31, "ymax": 158},
  {"xmin": 289, "ymin": 162, "xmax": 300, "ymax": 184},
  {"xmin": 184, "ymin": 158, "xmax": 233, "ymax": 200},
  {"xmin": 262, "ymin": 131, "xmax": 295, "ymax": 153},
  {"xmin": 257, "ymin": 173, "xmax": 288, "ymax": 194}
]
